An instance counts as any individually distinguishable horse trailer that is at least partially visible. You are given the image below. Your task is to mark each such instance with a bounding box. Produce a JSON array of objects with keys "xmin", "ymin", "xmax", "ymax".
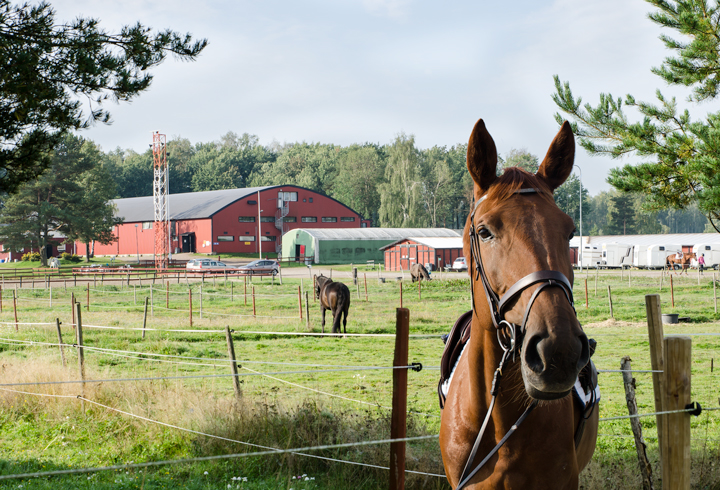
[
  {"xmin": 646, "ymin": 244, "xmax": 682, "ymax": 269},
  {"xmin": 601, "ymin": 243, "xmax": 633, "ymax": 268},
  {"xmin": 692, "ymin": 243, "xmax": 720, "ymax": 269},
  {"xmin": 633, "ymin": 245, "xmax": 648, "ymax": 268},
  {"xmin": 578, "ymin": 244, "xmax": 602, "ymax": 268}
]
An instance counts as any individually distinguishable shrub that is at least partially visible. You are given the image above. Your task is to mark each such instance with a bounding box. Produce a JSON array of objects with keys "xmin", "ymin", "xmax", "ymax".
[
  {"xmin": 60, "ymin": 252, "xmax": 82, "ymax": 263},
  {"xmin": 21, "ymin": 252, "xmax": 41, "ymax": 262}
]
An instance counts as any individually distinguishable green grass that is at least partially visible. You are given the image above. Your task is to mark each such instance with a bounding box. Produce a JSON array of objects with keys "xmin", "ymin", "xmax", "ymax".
[{"xmin": 0, "ymin": 269, "xmax": 718, "ymax": 488}]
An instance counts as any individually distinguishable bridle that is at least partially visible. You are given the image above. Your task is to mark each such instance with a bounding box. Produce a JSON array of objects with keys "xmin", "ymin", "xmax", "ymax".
[{"xmin": 455, "ymin": 187, "xmax": 578, "ymax": 490}]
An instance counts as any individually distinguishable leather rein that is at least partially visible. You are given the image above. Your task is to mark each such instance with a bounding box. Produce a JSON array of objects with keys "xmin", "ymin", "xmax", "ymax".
[{"xmin": 455, "ymin": 187, "xmax": 576, "ymax": 490}]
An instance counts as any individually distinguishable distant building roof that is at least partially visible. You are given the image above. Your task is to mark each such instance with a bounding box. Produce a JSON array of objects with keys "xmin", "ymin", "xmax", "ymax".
[
  {"xmin": 113, "ymin": 186, "xmax": 273, "ymax": 222},
  {"xmin": 112, "ymin": 185, "xmax": 365, "ymax": 222},
  {"xmin": 293, "ymin": 228, "xmax": 460, "ymax": 241},
  {"xmin": 380, "ymin": 236, "xmax": 464, "ymax": 250},
  {"xmin": 570, "ymin": 232, "xmax": 720, "ymax": 248}
]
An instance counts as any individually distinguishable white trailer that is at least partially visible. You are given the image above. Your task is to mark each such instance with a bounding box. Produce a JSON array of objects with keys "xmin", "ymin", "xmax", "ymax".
[
  {"xmin": 692, "ymin": 244, "xmax": 720, "ymax": 269},
  {"xmin": 646, "ymin": 244, "xmax": 682, "ymax": 269},
  {"xmin": 601, "ymin": 243, "xmax": 633, "ymax": 268},
  {"xmin": 633, "ymin": 245, "xmax": 648, "ymax": 268},
  {"xmin": 578, "ymin": 244, "xmax": 602, "ymax": 268}
]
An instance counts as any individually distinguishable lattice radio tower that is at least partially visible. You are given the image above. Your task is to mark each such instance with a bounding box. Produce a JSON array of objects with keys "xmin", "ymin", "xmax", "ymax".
[{"xmin": 152, "ymin": 132, "xmax": 169, "ymax": 269}]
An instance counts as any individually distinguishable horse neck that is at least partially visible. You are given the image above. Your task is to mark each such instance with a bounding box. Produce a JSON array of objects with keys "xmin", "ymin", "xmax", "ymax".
[{"xmin": 467, "ymin": 313, "xmax": 530, "ymax": 427}]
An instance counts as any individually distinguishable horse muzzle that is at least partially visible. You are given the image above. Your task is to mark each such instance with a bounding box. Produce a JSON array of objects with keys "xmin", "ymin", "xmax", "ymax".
[{"xmin": 520, "ymin": 330, "xmax": 590, "ymax": 401}]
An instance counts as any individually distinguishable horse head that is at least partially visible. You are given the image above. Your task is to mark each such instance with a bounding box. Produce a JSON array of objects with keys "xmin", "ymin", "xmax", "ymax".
[
  {"xmin": 464, "ymin": 119, "xmax": 590, "ymax": 401},
  {"xmin": 314, "ymin": 274, "xmax": 330, "ymax": 299}
]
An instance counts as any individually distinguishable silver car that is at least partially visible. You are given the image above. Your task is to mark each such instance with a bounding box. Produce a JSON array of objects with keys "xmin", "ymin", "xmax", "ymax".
[{"xmin": 237, "ymin": 259, "xmax": 280, "ymax": 275}]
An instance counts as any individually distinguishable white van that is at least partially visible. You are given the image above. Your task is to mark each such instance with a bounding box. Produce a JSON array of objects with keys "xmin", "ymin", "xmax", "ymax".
[
  {"xmin": 601, "ymin": 243, "xmax": 633, "ymax": 268},
  {"xmin": 646, "ymin": 244, "xmax": 682, "ymax": 269},
  {"xmin": 692, "ymin": 244, "xmax": 720, "ymax": 269},
  {"xmin": 578, "ymin": 244, "xmax": 602, "ymax": 268}
]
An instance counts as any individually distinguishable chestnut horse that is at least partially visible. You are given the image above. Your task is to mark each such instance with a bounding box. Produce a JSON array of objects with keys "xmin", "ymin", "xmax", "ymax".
[
  {"xmin": 439, "ymin": 120, "xmax": 598, "ymax": 489},
  {"xmin": 314, "ymin": 274, "xmax": 351, "ymax": 334},
  {"xmin": 667, "ymin": 252, "xmax": 695, "ymax": 274}
]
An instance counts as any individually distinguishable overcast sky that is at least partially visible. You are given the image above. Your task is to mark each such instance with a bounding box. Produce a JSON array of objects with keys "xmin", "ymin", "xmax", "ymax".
[{"xmin": 49, "ymin": 0, "xmax": 714, "ymax": 195}]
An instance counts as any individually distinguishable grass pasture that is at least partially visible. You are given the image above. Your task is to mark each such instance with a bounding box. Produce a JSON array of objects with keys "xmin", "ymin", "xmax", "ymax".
[{"xmin": 0, "ymin": 268, "xmax": 718, "ymax": 488}]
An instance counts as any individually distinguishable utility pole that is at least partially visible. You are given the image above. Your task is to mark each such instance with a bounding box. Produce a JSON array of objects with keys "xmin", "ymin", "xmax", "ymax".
[{"xmin": 152, "ymin": 132, "xmax": 169, "ymax": 269}]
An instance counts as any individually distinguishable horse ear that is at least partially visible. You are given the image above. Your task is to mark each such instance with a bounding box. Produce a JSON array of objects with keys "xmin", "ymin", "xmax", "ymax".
[
  {"xmin": 536, "ymin": 121, "xmax": 575, "ymax": 192},
  {"xmin": 466, "ymin": 119, "xmax": 498, "ymax": 197}
]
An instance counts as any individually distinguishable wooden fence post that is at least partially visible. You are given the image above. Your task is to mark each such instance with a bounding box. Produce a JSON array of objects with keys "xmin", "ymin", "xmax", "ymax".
[
  {"xmin": 298, "ymin": 285, "xmax": 303, "ymax": 320},
  {"xmin": 390, "ymin": 307, "xmax": 410, "ymax": 490},
  {"xmin": 71, "ymin": 292, "xmax": 75, "ymax": 330},
  {"xmin": 621, "ymin": 356, "xmax": 654, "ymax": 490},
  {"xmin": 661, "ymin": 336, "xmax": 692, "ymax": 490},
  {"xmin": 607, "ymin": 285, "xmax": 614, "ymax": 319},
  {"xmin": 225, "ymin": 326, "xmax": 242, "ymax": 401},
  {"xmin": 142, "ymin": 297, "xmax": 149, "ymax": 340},
  {"xmin": 75, "ymin": 301, "xmax": 85, "ymax": 413},
  {"xmin": 55, "ymin": 318, "xmax": 66, "ymax": 368},
  {"xmin": 670, "ymin": 275, "xmax": 675, "ymax": 308},
  {"xmin": 305, "ymin": 292, "xmax": 310, "ymax": 330},
  {"xmin": 645, "ymin": 294, "xmax": 665, "ymax": 459},
  {"xmin": 13, "ymin": 289, "xmax": 18, "ymax": 331},
  {"xmin": 595, "ymin": 266, "xmax": 598, "ymax": 296}
]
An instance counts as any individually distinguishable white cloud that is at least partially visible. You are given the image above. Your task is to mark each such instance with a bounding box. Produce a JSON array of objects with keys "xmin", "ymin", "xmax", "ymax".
[{"xmin": 361, "ymin": 0, "xmax": 413, "ymax": 19}]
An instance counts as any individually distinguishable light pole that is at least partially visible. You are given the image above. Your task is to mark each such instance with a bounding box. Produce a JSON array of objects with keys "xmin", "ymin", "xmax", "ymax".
[
  {"xmin": 574, "ymin": 165, "xmax": 583, "ymax": 268},
  {"xmin": 134, "ymin": 224, "xmax": 140, "ymax": 263}
]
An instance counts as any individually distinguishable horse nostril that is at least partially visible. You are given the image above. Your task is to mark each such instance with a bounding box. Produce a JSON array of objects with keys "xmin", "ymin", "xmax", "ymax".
[
  {"xmin": 523, "ymin": 334, "xmax": 545, "ymax": 374},
  {"xmin": 577, "ymin": 333, "xmax": 590, "ymax": 371}
]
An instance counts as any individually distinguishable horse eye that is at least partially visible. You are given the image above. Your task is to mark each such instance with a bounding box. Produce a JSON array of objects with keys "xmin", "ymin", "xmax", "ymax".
[
  {"xmin": 478, "ymin": 227, "xmax": 493, "ymax": 241},
  {"xmin": 569, "ymin": 230, "xmax": 576, "ymax": 240}
]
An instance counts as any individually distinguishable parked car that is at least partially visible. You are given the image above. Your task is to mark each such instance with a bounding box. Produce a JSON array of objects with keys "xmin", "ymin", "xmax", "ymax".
[
  {"xmin": 186, "ymin": 259, "xmax": 230, "ymax": 270},
  {"xmin": 236, "ymin": 259, "xmax": 280, "ymax": 275},
  {"xmin": 452, "ymin": 257, "xmax": 467, "ymax": 272}
]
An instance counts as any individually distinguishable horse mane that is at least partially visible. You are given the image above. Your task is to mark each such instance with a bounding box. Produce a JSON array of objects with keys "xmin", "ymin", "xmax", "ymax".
[{"xmin": 482, "ymin": 167, "xmax": 554, "ymax": 207}]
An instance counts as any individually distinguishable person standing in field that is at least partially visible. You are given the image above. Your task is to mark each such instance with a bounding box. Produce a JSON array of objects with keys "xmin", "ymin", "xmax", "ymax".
[{"xmin": 699, "ymin": 253, "xmax": 706, "ymax": 275}]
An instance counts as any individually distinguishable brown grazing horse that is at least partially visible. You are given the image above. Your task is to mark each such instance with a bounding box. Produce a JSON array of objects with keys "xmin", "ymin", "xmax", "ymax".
[
  {"xmin": 314, "ymin": 274, "xmax": 351, "ymax": 334},
  {"xmin": 439, "ymin": 120, "xmax": 598, "ymax": 489},
  {"xmin": 667, "ymin": 252, "xmax": 695, "ymax": 274},
  {"xmin": 410, "ymin": 263, "xmax": 431, "ymax": 282}
]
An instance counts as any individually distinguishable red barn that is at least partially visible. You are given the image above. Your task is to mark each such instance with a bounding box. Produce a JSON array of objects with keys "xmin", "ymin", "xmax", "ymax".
[
  {"xmin": 81, "ymin": 185, "xmax": 371, "ymax": 258},
  {"xmin": 381, "ymin": 236, "xmax": 464, "ymax": 271}
]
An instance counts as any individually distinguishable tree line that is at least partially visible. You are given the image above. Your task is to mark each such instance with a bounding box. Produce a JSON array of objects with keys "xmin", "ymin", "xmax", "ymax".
[{"xmin": 103, "ymin": 132, "xmax": 595, "ymax": 230}]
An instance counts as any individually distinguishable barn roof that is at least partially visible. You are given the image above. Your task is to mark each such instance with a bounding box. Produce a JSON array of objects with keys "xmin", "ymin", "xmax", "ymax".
[
  {"xmin": 293, "ymin": 228, "xmax": 460, "ymax": 241},
  {"xmin": 112, "ymin": 186, "xmax": 274, "ymax": 222},
  {"xmin": 570, "ymin": 232, "xmax": 720, "ymax": 248},
  {"xmin": 379, "ymin": 236, "xmax": 465, "ymax": 250}
]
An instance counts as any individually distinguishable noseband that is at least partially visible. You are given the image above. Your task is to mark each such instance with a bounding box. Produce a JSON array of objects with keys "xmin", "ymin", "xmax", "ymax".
[{"xmin": 455, "ymin": 187, "xmax": 578, "ymax": 490}]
